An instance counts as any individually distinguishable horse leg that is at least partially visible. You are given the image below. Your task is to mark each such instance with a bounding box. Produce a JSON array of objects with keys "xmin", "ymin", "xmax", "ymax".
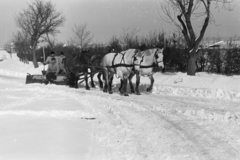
[
  {"xmin": 69, "ymin": 73, "xmax": 76, "ymax": 88},
  {"xmin": 85, "ymin": 70, "xmax": 90, "ymax": 90},
  {"xmin": 66, "ymin": 74, "xmax": 71, "ymax": 87},
  {"xmin": 97, "ymin": 72, "xmax": 103, "ymax": 88},
  {"xmin": 90, "ymin": 68, "xmax": 96, "ymax": 88},
  {"xmin": 147, "ymin": 75, "xmax": 154, "ymax": 92},
  {"xmin": 119, "ymin": 79, "xmax": 123, "ymax": 94},
  {"xmin": 75, "ymin": 74, "xmax": 80, "ymax": 88},
  {"xmin": 108, "ymin": 73, "xmax": 113, "ymax": 94},
  {"xmin": 122, "ymin": 78, "xmax": 129, "ymax": 96},
  {"xmin": 128, "ymin": 72, "xmax": 135, "ymax": 93},
  {"xmin": 135, "ymin": 72, "xmax": 141, "ymax": 95},
  {"xmin": 102, "ymin": 69, "xmax": 108, "ymax": 93}
]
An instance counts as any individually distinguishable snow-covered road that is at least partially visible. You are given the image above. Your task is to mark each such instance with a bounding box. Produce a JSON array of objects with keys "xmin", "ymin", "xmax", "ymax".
[
  {"xmin": 1, "ymin": 74, "xmax": 240, "ymax": 160},
  {"xmin": 86, "ymin": 89, "xmax": 240, "ymax": 160}
]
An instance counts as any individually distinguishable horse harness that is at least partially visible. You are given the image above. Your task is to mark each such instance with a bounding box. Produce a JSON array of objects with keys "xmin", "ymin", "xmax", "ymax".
[
  {"xmin": 108, "ymin": 51, "xmax": 139, "ymax": 73},
  {"xmin": 139, "ymin": 49, "xmax": 163, "ymax": 69}
]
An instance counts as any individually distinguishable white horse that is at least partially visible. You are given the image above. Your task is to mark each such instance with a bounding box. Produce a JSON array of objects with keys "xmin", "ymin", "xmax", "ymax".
[
  {"xmin": 120, "ymin": 48, "xmax": 164, "ymax": 95},
  {"xmin": 100, "ymin": 49, "xmax": 142, "ymax": 96}
]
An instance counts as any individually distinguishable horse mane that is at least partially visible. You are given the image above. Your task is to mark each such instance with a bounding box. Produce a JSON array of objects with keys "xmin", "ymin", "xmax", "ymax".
[
  {"xmin": 135, "ymin": 49, "xmax": 144, "ymax": 58},
  {"xmin": 80, "ymin": 53, "xmax": 91, "ymax": 64}
]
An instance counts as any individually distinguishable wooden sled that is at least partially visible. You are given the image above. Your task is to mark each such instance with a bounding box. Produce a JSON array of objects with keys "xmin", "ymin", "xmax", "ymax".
[{"xmin": 25, "ymin": 73, "xmax": 68, "ymax": 85}]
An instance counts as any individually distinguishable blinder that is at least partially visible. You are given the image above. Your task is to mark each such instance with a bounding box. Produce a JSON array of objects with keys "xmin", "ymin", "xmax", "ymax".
[{"xmin": 133, "ymin": 56, "xmax": 138, "ymax": 61}]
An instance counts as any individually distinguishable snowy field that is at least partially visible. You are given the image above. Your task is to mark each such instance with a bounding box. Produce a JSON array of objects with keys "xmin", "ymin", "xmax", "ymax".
[{"xmin": 0, "ymin": 50, "xmax": 240, "ymax": 160}]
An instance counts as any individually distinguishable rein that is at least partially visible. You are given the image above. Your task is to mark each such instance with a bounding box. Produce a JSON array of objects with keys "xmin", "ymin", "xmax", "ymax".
[{"xmin": 140, "ymin": 63, "xmax": 158, "ymax": 68}]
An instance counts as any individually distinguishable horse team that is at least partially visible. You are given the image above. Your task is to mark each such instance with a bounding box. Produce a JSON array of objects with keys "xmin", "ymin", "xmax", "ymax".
[{"xmin": 63, "ymin": 48, "xmax": 164, "ymax": 96}]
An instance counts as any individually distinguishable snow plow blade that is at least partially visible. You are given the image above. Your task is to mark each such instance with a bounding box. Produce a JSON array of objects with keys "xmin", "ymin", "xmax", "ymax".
[{"xmin": 25, "ymin": 73, "xmax": 68, "ymax": 85}]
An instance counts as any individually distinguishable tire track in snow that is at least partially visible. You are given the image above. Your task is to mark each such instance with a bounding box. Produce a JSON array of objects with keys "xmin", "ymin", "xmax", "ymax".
[
  {"xmin": 174, "ymin": 114, "xmax": 239, "ymax": 160},
  {"xmin": 29, "ymin": 86, "xmax": 240, "ymax": 159},
  {"xmin": 68, "ymin": 89, "xmax": 222, "ymax": 160},
  {"xmin": 80, "ymin": 92, "xmax": 203, "ymax": 159},
  {"xmin": 153, "ymin": 110, "xmax": 238, "ymax": 160},
  {"xmin": 130, "ymin": 94, "xmax": 240, "ymax": 160}
]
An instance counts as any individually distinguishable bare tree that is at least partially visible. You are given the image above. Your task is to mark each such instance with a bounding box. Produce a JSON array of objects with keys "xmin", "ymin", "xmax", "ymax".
[
  {"xmin": 141, "ymin": 30, "xmax": 166, "ymax": 48},
  {"xmin": 4, "ymin": 40, "xmax": 14, "ymax": 55},
  {"xmin": 160, "ymin": 0, "xmax": 233, "ymax": 75},
  {"xmin": 108, "ymin": 35, "xmax": 122, "ymax": 52},
  {"xmin": 43, "ymin": 33, "xmax": 57, "ymax": 49},
  {"xmin": 70, "ymin": 23, "xmax": 94, "ymax": 51},
  {"xmin": 121, "ymin": 28, "xmax": 140, "ymax": 49},
  {"xmin": 15, "ymin": 0, "xmax": 65, "ymax": 68},
  {"xmin": 13, "ymin": 31, "xmax": 31, "ymax": 63}
]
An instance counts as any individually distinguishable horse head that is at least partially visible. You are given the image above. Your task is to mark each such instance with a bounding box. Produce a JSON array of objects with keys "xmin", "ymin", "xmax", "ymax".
[
  {"xmin": 77, "ymin": 52, "xmax": 91, "ymax": 65},
  {"xmin": 153, "ymin": 48, "xmax": 164, "ymax": 72}
]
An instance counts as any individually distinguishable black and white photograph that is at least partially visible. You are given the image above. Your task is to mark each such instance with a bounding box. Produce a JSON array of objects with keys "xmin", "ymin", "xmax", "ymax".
[{"xmin": 0, "ymin": 0, "xmax": 240, "ymax": 159}]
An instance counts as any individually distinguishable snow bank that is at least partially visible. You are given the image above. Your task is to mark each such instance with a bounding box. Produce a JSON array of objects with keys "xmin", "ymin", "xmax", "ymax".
[
  {"xmin": 153, "ymin": 85, "xmax": 240, "ymax": 101},
  {"xmin": 149, "ymin": 72, "xmax": 240, "ymax": 101},
  {"xmin": 0, "ymin": 50, "xmax": 11, "ymax": 61},
  {"xmin": 0, "ymin": 50, "xmax": 43, "ymax": 77}
]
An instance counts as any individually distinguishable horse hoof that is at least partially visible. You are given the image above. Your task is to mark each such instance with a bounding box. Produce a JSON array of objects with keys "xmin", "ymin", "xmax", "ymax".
[
  {"xmin": 135, "ymin": 92, "xmax": 141, "ymax": 95},
  {"xmin": 119, "ymin": 89, "xmax": 124, "ymax": 94},
  {"xmin": 146, "ymin": 88, "xmax": 152, "ymax": 92},
  {"xmin": 124, "ymin": 93, "xmax": 129, "ymax": 96},
  {"xmin": 86, "ymin": 88, "xmax": 90, "ymax": 90},
  {"xmin": 109, "ymin": 91, "xmax": 113, "ymax": 94}
]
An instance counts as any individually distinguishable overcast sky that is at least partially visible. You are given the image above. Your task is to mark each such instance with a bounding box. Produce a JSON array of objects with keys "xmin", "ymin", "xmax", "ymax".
[{"xmin": 0, "ymin": 0, "xmax": 240, "ymax": 47}]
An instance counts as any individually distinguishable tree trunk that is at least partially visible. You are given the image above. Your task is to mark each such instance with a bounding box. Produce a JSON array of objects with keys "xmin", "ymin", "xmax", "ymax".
[
  {"xmin": 30, "ymin": 36, "xmax": 39, "ymax": 68},
  {"xmin": 187, "ymin": 50, "xmax": 198, "ymax": 76},
  {"xmin": 32, "ymin": 48, "xmax": 39, "ymax": 68}
]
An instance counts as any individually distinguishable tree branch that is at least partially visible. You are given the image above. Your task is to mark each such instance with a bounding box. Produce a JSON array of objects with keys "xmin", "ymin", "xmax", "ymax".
[
  {"xmin": 195, "ymin": 0, "xmax": 211, "ymax": 49},
  {"xmin": 177, "ymin": 14, "xmax": 191, "ymax": 47}
]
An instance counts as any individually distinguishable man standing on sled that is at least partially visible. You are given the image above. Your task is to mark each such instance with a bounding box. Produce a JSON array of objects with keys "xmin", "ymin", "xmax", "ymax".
[{"xmin": 45, "ymin": 51, "xmax": 57, "ymax": 65}]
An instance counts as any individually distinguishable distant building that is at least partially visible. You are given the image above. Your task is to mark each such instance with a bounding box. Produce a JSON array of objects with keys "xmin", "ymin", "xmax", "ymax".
[{"xmin": 201, "ymin": 38, "xmax": 240, "ymax": 49}]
